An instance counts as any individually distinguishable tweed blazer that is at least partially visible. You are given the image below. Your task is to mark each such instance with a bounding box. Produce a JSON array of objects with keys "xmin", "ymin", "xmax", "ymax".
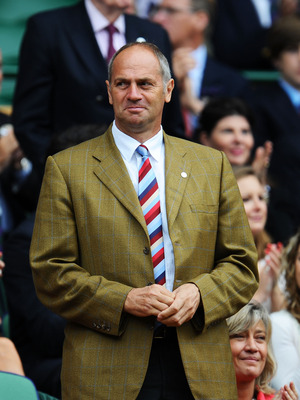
[{"xmin": 30, "ymin": 126, "xmax": 258, "ymax": 400}]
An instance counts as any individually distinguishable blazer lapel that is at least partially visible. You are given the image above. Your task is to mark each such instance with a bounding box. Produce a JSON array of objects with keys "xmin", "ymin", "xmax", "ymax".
[
  {"xmin": 164, "ymin": 134, "xmax": 192, "ymax": 230},
  {"xmin": 92, "ymin": 129, "xmax": 148, "ymax": 235}
]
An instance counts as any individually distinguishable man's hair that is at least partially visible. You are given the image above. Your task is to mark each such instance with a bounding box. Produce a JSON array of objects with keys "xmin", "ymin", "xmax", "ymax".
[
  {"xmin": 265, "ymin": 15, "xmax": 300, "ymax": 60},
  {"xmin": 107, "ymin": 42, "xmax": 172, "ymax": 92}
]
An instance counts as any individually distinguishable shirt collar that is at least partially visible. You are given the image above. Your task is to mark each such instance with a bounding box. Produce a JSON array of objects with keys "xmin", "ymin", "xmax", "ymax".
[
  {"xmin": 112, "ymin": 121, "xmax": 164, "ymax": 162},
  {"xmin": 84, "ymin": 0, "xmax": 125, "ymax": 34},
  {"xmin": 279, "ymin": 78, "xmax": 300, "ymax": 108}
]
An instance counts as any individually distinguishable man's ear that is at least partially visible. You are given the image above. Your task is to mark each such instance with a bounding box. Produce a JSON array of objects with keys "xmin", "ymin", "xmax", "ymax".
[
  {"xmin": 164, "ymin": 79, "xmax": 175, "ymax": 103},
  {"xmin": 106, "ymin": 80, "xmax": 113, "ymax": 105},
  {"xmin": 194, "ymin": 11, "xmax": 209, "ymax": 35}
]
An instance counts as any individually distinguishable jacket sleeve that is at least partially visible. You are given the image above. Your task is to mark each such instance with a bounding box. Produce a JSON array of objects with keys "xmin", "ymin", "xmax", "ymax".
[
  {"xmin": 187, "ymin": 153, "xmax": 259, "ymax": 332},
  {"xmin": 30, "ymin": 156, "xmax": 133, "ymax": 337}
]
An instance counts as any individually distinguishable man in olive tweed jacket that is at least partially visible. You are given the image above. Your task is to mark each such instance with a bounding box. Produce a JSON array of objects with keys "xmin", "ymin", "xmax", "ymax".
[{"xmin": 30, "ymin": 42, "xmax": 258, "ymax": 399}]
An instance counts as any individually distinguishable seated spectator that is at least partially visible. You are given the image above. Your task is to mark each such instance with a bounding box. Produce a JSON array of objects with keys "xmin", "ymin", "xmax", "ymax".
[
  {"xmin": 0, "ymin": 337, "xmax": 25, "ymax": 376},
  {"xmin": 3, "ymin": 212, "xmax": 65, "ymax": 398},
  {"xmin": 197, "ymin": 97, "xmax": 272, "ymax": 183},
  {"xmin": 234, "ymin": 166, "xmax": 285, "ymax": 313},
  {"xmin": 0, "ymin": 48, "xmax": 39, "ymax": 240},
  {"xmin": 227, "ymin": 301, "xmax": 298, "ymax": 400},
  {"xmin": 0, "ymin": 270, "xmax": 59, "ymax": 400},
  {"xmin": 270, "ymin": 230, "xmax": 300, "ymax": 394},
  {"xmin": 150, "ymin": 0, "xmax": 252, "ymax": 137},
  {"xmin": 251, "ymin": 15, "xmax": 300, "ymax": 243}
]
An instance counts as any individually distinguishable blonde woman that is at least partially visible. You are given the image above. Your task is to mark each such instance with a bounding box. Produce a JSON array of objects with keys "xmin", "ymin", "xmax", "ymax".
[
  {"xmin": 234, "ymin": 166, "xmax": 284, "ymax": 312},
  {"xmin": 227, "ymin": 302, "xmax": 297, "ymax": 400}
]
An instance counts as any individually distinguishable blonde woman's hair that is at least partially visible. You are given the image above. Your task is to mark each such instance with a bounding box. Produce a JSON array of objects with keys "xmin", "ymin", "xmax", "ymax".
[
  {"xmin": 233, "ymin": 165, "xmax": 271, "ymax": 259},
  {"xmin": 227, "ymin": 301, "xmax": 276, "ymax": 395}
]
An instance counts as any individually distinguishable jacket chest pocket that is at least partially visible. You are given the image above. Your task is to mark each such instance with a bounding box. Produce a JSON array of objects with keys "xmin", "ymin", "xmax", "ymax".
[{"xmin": 189, "ymin": 203, "xmax": 219, "ymax": 231}]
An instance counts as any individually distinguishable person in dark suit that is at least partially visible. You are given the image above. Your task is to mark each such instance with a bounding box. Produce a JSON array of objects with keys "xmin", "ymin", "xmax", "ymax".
[
  {"xmin": 251, "ymin": 15, "xmax": 300, "ymax": 244},
  {"xmin": 212, "ymin": 0, "xmax": 271, "ymax": 71},
  {"xmin": 12, "ymin": 0, "xmax": 185, "ymax": 174},
  {"xmin": 212, "ymin": 0, "xmax": 300, "ymax": 71},
  {"xmin": 150, "ymin": 0, "xmax": 252, "ymax": 138}
]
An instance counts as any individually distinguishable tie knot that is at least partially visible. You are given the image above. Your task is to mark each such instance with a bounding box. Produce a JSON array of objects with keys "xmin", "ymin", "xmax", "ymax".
[
  {"xmin": 105, "ymin": 24, "xmax": 118, "ymax": 36},
  {"xmin": 136, "ymin": 145, "xmax": 149, "ymax": 157}
]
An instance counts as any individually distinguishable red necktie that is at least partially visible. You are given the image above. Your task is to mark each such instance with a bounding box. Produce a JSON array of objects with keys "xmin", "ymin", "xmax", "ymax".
[
  {"xmin": 136, "ymin": 145, "xmax": 166, "ymax": 285},
  {"xmin": 105, "ymin": 24, "xmax": 118, "ymax": 63}
]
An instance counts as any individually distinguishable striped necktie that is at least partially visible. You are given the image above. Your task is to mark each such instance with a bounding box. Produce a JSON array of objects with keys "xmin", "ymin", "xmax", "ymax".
[{"xmin": 136, "ymin": 145, "xmax": 166, "ymax": 286}]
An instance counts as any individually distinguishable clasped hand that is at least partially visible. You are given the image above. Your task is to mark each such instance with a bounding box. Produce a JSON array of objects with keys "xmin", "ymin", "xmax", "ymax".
[{"xmin": 123, "ymin": 283, "xmax": 200, "ymax": 327}]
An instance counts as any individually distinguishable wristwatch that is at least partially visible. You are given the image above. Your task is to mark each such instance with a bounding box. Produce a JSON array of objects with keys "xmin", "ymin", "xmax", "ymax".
[{"xmin": 0, "ymin": 124, "xmax": 12, "ymax": 138}]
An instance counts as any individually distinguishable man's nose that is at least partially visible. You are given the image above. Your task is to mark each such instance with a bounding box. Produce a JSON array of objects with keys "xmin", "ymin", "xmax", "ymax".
[{"xmin": 127, "ymin": 83, "xmax": 142, "ymax": 100}]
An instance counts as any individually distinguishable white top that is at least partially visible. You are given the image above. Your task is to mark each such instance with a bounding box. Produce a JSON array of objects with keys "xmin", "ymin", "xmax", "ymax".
[
  {"xmin": 270, "ymin": 309, "xmax": 300, "ymax": 393},
  {"xmin": 112, "ymin": 122, "xmax": 175, "ymax": 291}
]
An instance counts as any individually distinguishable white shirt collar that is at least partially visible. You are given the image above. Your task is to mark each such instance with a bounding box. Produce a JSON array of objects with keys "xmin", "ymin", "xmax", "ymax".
[
  {"xmin": 84, "ymin": 0, "xmax": 125, "ymax": 34},
  {"xmin": 111, "ymin": 121, "xmax": 164, "ymax": 162},
  {"xmin": 279, "ymin": 78, "xmax": 300, "ymax": 108}
]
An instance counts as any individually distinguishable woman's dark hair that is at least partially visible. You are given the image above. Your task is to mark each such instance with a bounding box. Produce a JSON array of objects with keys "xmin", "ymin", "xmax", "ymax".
[{"xmin": 197, "ymin": 97, "xmax": 255, "ymax": 137}]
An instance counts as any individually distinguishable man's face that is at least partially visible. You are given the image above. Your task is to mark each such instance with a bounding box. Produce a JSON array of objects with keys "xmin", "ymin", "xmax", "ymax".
[
  {"xmin": 106, "ymin": 46, "xmax": 174, "ymax": 141},
  {"xmin": 91, "ymin": 0, "xmax": 133, "ymax": 9},
  {"xmin": 275, "ymin": 46, "xmax": 300, "ymax": 89},
  {"xmin": 90, "ymin": 0, "xmax": 134, "ymax": 17},
  {"xmin": 151, "ymin": 0, "xmax": 195, "ymax": 48}
]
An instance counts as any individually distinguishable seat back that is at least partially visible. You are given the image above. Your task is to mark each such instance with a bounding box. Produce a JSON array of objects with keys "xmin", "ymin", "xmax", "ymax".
[{"xmin": 0, "ymin": 371, "xmax": 39, "ymax": 399}]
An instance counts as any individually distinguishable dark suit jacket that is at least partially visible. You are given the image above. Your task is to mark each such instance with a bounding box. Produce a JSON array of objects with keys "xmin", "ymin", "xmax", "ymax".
[
  {"xmin": 252, "ymin": 82, "xmax": 300, "ymax": 242},
  {"xmin": 30, "ymin": 126, "xmax": 258, "ymax": 399},
  {"xmin": 201, "ymin": 56, "xmax": 251, "ymax": 99},
  {"xmin": 0, "ymin": 111, "xmax": 10, "ymax": 126},
  {"xmin": 3, "ymin": 213, "xmax": 66, "ymax": 398},
  {"xmin": 191, "ymin": 55, "xmax": 253, "ymax": 135},
  {"xmin": 12, "ymin": 1, "xmax": 184, "ymax": 170},
  {"xmin": 212, "ymin": 0, "xmax": 271, "ymax": 70}
]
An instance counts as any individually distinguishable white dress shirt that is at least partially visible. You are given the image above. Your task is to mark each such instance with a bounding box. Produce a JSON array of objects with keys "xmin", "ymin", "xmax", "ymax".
[
  {"xmin": 84, "ymin": 0, "xmax": 126, "ymax": 59},
  {"xmin": 251, "ymin": 0, "xmax": 273, "ymax": 28},
  {"xmin": 112, "ymin": 121, "xmax": 175, "ymax": 291}
]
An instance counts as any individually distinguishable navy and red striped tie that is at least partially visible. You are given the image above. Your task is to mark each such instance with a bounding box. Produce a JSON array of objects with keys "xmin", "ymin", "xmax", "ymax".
[{"xmin": 136, "ymin": 145, "xmax": 166, "ymax": 286}]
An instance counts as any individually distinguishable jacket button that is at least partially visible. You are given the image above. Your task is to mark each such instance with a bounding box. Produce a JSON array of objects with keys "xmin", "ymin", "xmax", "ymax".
[{"xmin": 143, "ymin": 247, "xmax": 150, "ymax": 255}]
